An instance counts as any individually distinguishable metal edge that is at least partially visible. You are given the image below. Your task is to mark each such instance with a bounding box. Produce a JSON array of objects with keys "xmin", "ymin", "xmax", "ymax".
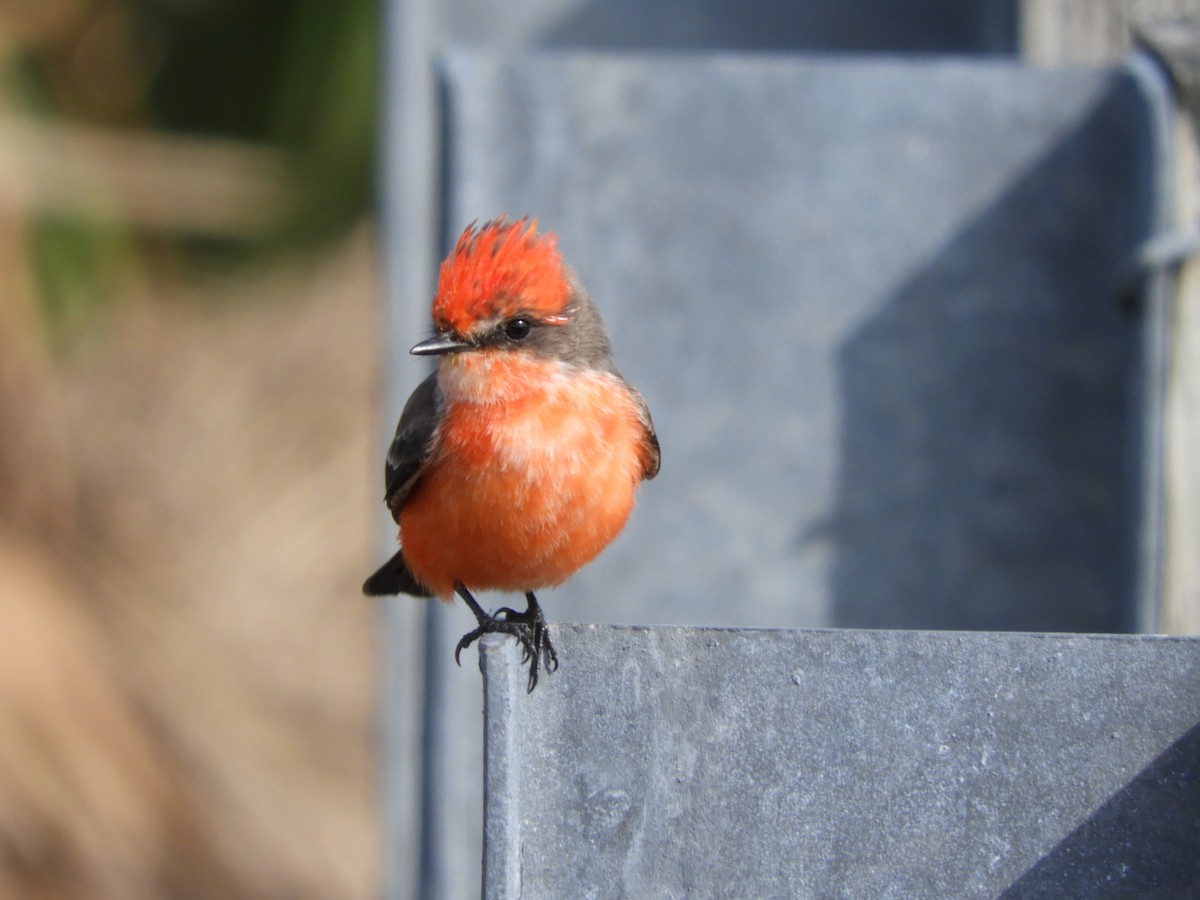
[
  {"xmin": 1121, "ymin": 51, "xmax": 1177, "ymax": 634},
  {"xmin": 481, "ymin": 635, "xmax": 522, "ymax": 899}
]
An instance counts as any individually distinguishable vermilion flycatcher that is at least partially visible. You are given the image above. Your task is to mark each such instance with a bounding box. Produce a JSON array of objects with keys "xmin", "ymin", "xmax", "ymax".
[{"xmin": 364, "ymin": 218, "xmax": 660, "ymax": 690}]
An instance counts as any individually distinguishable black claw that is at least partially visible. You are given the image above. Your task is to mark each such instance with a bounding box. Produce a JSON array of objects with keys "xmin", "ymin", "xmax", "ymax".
[
  {"xmin": 454, "ymin": 627, "xmax": 481, "ymax": 667},
  {"xmin": 454, "ymin": 619, "xmax": 536, "ymax": 668},
  {"xmin": 452, "ymin": 585, "xmax": 558, "ymax": 691}
]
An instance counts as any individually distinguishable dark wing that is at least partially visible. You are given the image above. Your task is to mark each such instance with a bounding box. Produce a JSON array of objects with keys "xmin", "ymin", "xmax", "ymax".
[
  {"xmin": 382, "ymin": 372, "xmax": 441, "ymax": 521},
  {"xmin": 362, "ymin": 372, "xmax": 441, "ymax": 598},
  {"xmin": 363, "ymin": 548, "xmax": 433, "ymax": 596},
  {"xmin": 630, "ymin": 385, "xmax": 660, "ymax": 481}
]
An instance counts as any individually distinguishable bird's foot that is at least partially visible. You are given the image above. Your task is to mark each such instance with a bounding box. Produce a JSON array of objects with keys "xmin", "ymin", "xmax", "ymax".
[
  {"xmin": 454, "ymin": 588, "xmax": 558, "ymax": 692},
  {"xmin": 496, "ymin": 601, "xmax": 559, "ymax": 683},
  {"xmin": 454, "ymin": 615, "xmax": 538, "ymax": 671}
]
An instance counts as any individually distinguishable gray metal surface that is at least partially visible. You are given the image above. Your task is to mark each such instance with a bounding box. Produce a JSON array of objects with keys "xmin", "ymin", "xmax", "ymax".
[
  {"xmin": 422, "ymin": 52, "xmax": 1176, "ymax": 899},
  {"xmin": 441, "ymin": 52, "xmax": 1170, "ymax": 634},
  {"xmin": 481, "ymin": 626, "xmax": 1200, "ymax": 898},
  {"xmin": 383, "ymin": 5, "xmax": 1022, "ymax": 898}
]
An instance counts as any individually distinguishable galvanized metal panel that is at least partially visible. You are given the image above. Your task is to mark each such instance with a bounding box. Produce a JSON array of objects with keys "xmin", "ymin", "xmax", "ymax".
[
  {"xmin": 418, "ymin": 52, "xmax": 1177, "ymax": 900},
  {"xmin": 383, "ymin": 45, "xmax": 1176, "ymax": 897},
  {"xmin": 440, "ymin": 52, "xmax": 1170, "ymax": 635},
  {"xmin": 383, "ymin": 6, "xmax": 1021, "ymax": 897},
  {"xmin": 481, "ymin": 626, "xmax": 1200, "ymax": 898}
]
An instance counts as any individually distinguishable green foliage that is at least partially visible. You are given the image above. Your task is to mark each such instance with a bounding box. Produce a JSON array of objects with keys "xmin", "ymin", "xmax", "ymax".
[
  {"xmin": 14, "ymin": 0, "xmax": 377, "ymax": 332},
  {"xmin": 148, "ymin": 0, "xmax": 377, "ymax": 247}
]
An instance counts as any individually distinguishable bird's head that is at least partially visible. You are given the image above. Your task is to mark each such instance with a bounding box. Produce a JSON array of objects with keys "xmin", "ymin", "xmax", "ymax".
[{"xmin": 411, "ymin": 218, "xmax": 612, "ymax": 372}]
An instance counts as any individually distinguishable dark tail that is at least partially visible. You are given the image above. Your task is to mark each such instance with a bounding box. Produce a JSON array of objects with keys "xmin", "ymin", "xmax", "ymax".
[{"xmin": 362, "ymin": 549, "xmax": 434, "ymax": 597}]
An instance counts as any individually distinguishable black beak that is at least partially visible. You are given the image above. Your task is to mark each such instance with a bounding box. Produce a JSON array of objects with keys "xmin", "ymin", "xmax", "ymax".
[{"xmin": 410, "ymin": 332, "xmax": 474, "ymax": 356}]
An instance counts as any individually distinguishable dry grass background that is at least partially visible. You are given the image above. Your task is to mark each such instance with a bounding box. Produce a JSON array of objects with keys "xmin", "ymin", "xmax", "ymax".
[{"xmin": 0, "ymin": 227, "xmax": 381, "ymax": 897}]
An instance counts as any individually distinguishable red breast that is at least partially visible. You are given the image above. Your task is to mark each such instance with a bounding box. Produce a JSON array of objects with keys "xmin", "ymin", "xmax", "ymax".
[{"xmin": 399, "ymin": 352, "xmax": 652, "ymax": 598}]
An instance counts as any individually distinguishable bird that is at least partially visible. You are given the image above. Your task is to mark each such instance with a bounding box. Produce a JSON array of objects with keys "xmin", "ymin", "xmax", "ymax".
[{"xmin": 363, "ymin": 217, "xmax": 660, "ymax": 691}]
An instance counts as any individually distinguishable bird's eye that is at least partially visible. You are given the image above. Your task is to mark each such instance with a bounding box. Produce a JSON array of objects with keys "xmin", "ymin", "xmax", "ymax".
[{"xmin": 504, "ymin": 318, "xmax": 533, "ymax": 341}]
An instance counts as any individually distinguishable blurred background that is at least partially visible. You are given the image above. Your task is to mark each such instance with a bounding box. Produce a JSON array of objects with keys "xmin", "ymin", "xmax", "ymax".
[
  {"xmin": 2, "ymin": 0, "xmax": 1199, "ymax": 897},
  {"xmin": 0, "ymin": 1, "xmax": 378, "ymax": 896}
]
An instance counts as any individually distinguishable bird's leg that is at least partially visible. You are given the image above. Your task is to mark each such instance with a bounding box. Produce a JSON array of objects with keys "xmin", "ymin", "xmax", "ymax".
[
  {"xmin": 454, "ymin": 584, "xmax": 550, "ymax": 691},
  {"xmin": 496, "ymin": 592, "xmax": 559, "ymax": 686}
]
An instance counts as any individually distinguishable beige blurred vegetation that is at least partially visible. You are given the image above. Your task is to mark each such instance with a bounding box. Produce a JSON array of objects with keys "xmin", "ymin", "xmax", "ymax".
[{"xmin": 0, "ymin": 1, "xmax": 379, "ymax": 896}]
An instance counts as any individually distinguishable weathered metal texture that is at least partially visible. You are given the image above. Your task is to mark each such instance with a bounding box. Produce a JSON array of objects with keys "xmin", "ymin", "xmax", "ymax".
[
  {"xmin": 424, "ymin": 52, "xmax": 1177, "ymax": 899},
  {"xmin": 481, "ymin": 626, "xmax": 1200, "ymax": 898},
  {"xmin": 383, "ymin": 6, "xmax": 1021, "ymax": 898},
  {"xmin": 384, "ymin": 5, "xmax": 1017, "ymax": 897}
]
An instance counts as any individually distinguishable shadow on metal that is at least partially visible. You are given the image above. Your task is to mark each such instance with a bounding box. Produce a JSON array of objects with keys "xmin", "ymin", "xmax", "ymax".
[
  {"xmin": 541, "ymin": 0, "xmax": 1016, "ymax": 54},
  {"xmin": 831, "ymin": 70, "xmax": 1165, "ymax": 631},
  {"xmin": 1001, "ymin": 721, "xmax": 1200, "ymax": 898}
]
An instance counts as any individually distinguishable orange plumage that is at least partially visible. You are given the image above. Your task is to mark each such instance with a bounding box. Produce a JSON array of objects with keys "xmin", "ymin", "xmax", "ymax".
[{"xmin": 400, "ymin": 356, "xmax": 651, "ymax": 597}]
